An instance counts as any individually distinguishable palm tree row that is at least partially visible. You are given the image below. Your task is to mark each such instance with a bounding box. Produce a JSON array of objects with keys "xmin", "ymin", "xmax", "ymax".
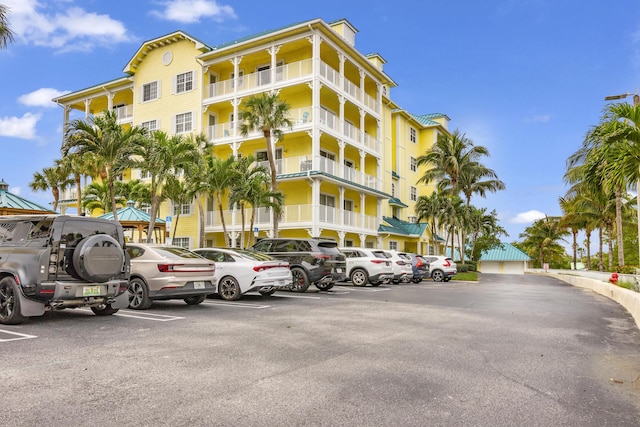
[
  {"xmin": 563, "ymin": 100, "xmax": 640, "ymax": 270},
  {"xmin": 30, "ymin": 93, "xmax": 289, "ymax": 247},
  {"xmin": 415, "ymin": 130, "xmax": 506, "ymax": 261}
]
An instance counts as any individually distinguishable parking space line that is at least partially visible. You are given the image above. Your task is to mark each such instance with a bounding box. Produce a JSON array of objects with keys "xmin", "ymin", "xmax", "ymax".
[
  {"xmin": 203, "ymin": 301, "xmax": 271, "ymax": 309},
  {"xmin": 114, "ymin": 310, "xmax": 185, "ymax": 321},
  {"xmin": 333, "ymin": 285, "xmax": 390, "ymax": 292},
  {"xmin": 0, "ymin": 329, "xmax": 38, "ymax": 342},
  {"xmin": 271, "ymin": 294, "xmax": 322, "ymax": 299}
]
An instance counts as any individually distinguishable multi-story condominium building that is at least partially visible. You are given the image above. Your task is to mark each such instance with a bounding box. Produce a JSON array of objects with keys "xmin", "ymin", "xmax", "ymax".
[{"xmin": 54, "ymin": 18, "xmax": 450, "ymax": 255}]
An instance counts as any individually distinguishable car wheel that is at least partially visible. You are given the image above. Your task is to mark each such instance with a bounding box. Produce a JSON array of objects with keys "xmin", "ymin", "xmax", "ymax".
[
  {"xmin": 91, "ymin": 304, "xmax": 119, "ymax": 316},
  {"xmin": 289, "ymin": 268, "xmax": 310, "ymax": 292},
  {"xmin": 184, "ymin": 295, "xmax": 207, "ymax": 305},
  {"xmin": 128, "ymin": 278, "xmax": 153, "ymax": 310},
  {"xmin": 432, "ymin": 270, "xmax": 445, "ymax": 282},
  {"xmin": 370, "ymin": 282, "xmax": 381, "ymax": 287},
  {"xmin": 315, "ymin": 282, "xmax": 334, "ymax": 291},
  {"xmin": 259, "ymin": 289, "xmax": 277, "ymax": 296},
  {"xmin": 0, "ymin": 276, "xmax": 27, "ymax": 325},
  {"xmin": 412, "ymin": 277, "xmax": 422, "ymax": 283},
  {"xmin": 218, "ymin": 276, "xmax": 242, "ymax": 301},
  {"xmin": 350, "ymin": 268, "xmax": 369, "ymax": 287}
]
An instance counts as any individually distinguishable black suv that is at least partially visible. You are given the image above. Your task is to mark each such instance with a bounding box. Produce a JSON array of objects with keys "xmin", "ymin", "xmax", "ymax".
[
  {"xmin": 0, "ymin": 215, "xmax": 130, "ymax": 324},
  {"xmin": 252, "ymin": 238, "xmax": 346, "ymax": 292}
]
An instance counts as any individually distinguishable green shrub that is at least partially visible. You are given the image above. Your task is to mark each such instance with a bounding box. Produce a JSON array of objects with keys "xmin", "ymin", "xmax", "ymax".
[{"xmin": 616, "ymin": 265, "xmax": 638, "ymax": 275}]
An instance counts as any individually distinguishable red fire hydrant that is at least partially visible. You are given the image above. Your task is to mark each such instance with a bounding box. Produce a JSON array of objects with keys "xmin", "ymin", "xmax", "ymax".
[{"xmin": 609, "ymin": 273, "xmax": 619, "ymax": 284}]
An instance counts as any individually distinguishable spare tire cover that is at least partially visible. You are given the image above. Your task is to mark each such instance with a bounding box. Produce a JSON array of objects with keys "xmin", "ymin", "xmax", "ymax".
[{"xmin": 72, "ymin": 235, "xmax": 124, "ymax": 283}]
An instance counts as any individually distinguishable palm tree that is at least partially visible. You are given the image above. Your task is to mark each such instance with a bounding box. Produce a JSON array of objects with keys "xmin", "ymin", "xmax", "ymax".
[
  {"xmin": 164, "ymin": 176, "xmax": 193, "ymax": 242},
  {"xmin": 0, "ymin": 4, "xmax": 15, "ymax": 50},
  {"xmin": 81, "ymin": 181, "xmax": 128, "ymax": 215},
  {"xmin": 519, "ymin": 216, "xmax": 568, "ymax": 268},
  {"xmin": 62, "ymin": 110, "xmax": 146, "ymax": 222},
  {"xmin": 129, "ymin": 130, "xmax": 199, "ymax": 242},
  {"xmin": 29, "ymin": 164, "xmax": 74, "ymax": 212},
  {"xmin": 238, "ymin": 92, "xmax": 292, "ymax": 237},
  {"xmin": 415, "ymin": 191, "xmax": 446, "ymax": 252},
  {"xmin": 201, "ymin": 154, "xmax": 237, "ymax": 247},
  {"xmin": 458, "ymin": 163, "xmax": 505, "ymax": 205}
]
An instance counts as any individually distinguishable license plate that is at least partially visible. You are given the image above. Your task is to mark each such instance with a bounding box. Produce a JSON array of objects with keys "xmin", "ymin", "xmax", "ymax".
[
  {"xmin": 193, "ymin": 281, "xmax": 205, "ymax": 289},
  {"xmin": 83, "ymin": 286, "xmax": 101, "ymax": 296}
]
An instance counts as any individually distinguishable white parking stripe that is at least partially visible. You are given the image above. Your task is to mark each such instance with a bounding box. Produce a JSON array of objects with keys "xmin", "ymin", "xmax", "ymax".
[
  {"xmin": 114, "ymin": 310, "xmax": 185, "ymax": 321},
  {"xmin": 203, "ymin": 301, "xmax": 271, "ymax": 309},
  {"xmin": 333, "ymin": 285, "xmax": 390, "ymax": 292},
  {"xmin": 0, "ymin": 329, "xmax": 38, "ymax": 342},
  {"xmin": 271, "ymin": 294, "xmax": 322, "ymax": 299}
]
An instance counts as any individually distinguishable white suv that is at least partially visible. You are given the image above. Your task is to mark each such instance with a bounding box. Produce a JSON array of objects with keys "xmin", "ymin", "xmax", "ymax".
[
  {"xmin": 385, "ymin": 250, "xmax": 414, "ymax": 283},
  {"xmin": 339, "ymin": 247, "xmax": 394, "ymax": 287},
  {"xmin": 423, "ymin": 256, "xmax": 457, "ymax": 282}
]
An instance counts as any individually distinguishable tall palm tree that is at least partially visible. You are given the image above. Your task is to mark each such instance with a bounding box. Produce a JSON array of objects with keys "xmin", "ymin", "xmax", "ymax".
[
  {"xmin": 238, "ymin": 92, "xmax": 292, "ymax": 237},
  {"xmin": 62, "ymin": 110, "xmax": 146, "ymax": 222},
  {"xmin": 0, "ymin": 4, "xmax": 15, "ymax": 50},
  {"xmin": 129, "ymin": 130, "xmax": 199, "ymax": 242},
  {"xmin": 201, "ymin": 154, "xmax": 237, "ymax": 247},
  {"xmin": 29, "ymin": 164, "xmax": 73, "ymax": 212},
  {"xmin": 415, "ymin": 191, "xmax": 447, "ymax": 253},
  {"xmin": 164, "ymin": 176, "xmax": 193, "ymax": 242},
  {"xmin": 81, "ymin": 181, "xmax": 127, "ymax": 215},
  {"xmin": 519, "ymin": 216, "xmax": 568, "ymax": 268},
  {"xmin": 458, "ymin": 163, "xmax": 505, "ymax": 205}
]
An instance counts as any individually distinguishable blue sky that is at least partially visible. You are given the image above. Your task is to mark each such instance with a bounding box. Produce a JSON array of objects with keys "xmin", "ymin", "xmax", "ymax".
[{"xmin": 1, "ymin": 0, "xmax": 639, "ymax": 247}]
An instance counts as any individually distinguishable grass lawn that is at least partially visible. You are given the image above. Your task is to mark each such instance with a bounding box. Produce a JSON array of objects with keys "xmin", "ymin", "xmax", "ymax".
[{"xmin": 452, "ymin": 272, "xmax": 478, "ymax": 281}]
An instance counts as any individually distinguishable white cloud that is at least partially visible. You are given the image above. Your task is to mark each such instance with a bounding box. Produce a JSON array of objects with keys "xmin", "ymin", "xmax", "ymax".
[
  {"xmin": 510, "ymin": 210, "xmax": 546, "ymax": 224},
  {"xmin": 524, "ymin": 114, "xmax": 551, "ymax": 123},
  {"xmin": 151, "ymin": 0, "xmax": 236, "ymax": 24},
  {"xmin": 18, "ymin": 88, "xmax": 70, "ymax": 108},
  {"xmin": 0, "ymin": 113, "xmax": 41, "ymax": 139},
  {"xmin": 3, "ymin": 0, "xmax": 131, "ymax": 51}
]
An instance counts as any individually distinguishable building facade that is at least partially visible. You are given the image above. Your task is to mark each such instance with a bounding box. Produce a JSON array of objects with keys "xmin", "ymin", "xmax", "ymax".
[{"xmin": 54, "ymin": 18, "xmax": 449, "ymax": 254}]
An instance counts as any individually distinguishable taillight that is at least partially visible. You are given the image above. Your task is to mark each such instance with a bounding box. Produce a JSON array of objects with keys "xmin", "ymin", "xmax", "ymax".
[
  {"xmin": 443, "ymin": 260, "xmax": 451, "ymax": 267},
  {"xmin": 157, "ymin": 264, "xmax": 174, "ymax": 273},
  {"xmin": 370, "ymin": 260, "xmax": 385, "ymax": 264},
  {"xmin": 253, "ymin": 264, "xmax": 287, "ymax": 272},
  {"xmin": 395, "ymin": 260, "xmax": 405, "ymax": 266},
  {"xmin": 157, "ymin": 263, "xmax": 215, "ymax": 273},
  {"xmin": 416, "ymin": 259, "xmax": 423, "ymax": 267}
]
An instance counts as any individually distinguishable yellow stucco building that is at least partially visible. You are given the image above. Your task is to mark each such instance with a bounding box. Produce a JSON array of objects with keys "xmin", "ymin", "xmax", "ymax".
[{"xmin": 54, "ymin": 18, "xmax": 449, "ymax": 254}]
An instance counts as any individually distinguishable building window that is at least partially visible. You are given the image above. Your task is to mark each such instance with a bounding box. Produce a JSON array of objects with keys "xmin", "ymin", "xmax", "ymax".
[
  {"xmin": 173, "ymin": 237, "xmax": 190, "ymax": 249},
  {"xmin": 391, "ymin": 183, "xmax": 395, "ymax": 197},
  {"xmin": 173, "ymin": 203, "xmax": 192, "ymax": 216},
  {"xmin": 410, "ymin": 127, "xmax": 416, "ymax": 143},
  {"xmin": 408, "ymin": 216, "xmax": 417, "ymax": 223},
  {"xmin": 141, "ymin": 120, "xmax": 158, "ymax": 131},
  {"xmin": 389, "ymin": 241, "xmax": 398, "ymax": 251},
  {"xmin": 176, "ymin": 71, "xmax": 193, "ymax": 93},
  {"xmin": 410, "ymin": 156, "xmax": 417, "ymax": 172},
  {"xmin": 138, "ymin": 204, "xmax": 151, "ymax": 214},
  {"xmin": 175, "ymin": 112, "xmax": 193, "ymax": 134},
  {"xmin": 410, "ymin": 186, "xmax": 417, "ymax": 201},
  {"xmin": 140, "ymin": 170, "xmax": 151, "ymax": 180},
  {"xmin": 142, "ymin": 81, "xmax": 159, "ymax": 102}
]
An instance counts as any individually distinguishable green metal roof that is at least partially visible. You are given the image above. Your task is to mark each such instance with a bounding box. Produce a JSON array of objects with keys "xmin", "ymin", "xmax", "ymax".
[
  {"xmin": 409, "ymin": 113, "xmax": 440, "ymax": 126},
  {"xmin": 99, "ymin": 206, "xmax": 165, "ymax": 223},
  {"xmin": 0, "ymin": 180, "xmax": 54, "ymax": 212},
  {"xmin": 388, "ymin": 197, "xmax": 408, "ymax": 208},
  {"xmin": 378, "ymin": 216, "xmax": 427, "ymax": 237},
  {"xmin": 479, "ymin": 242, "xmax": 531, "ymax": 262}
]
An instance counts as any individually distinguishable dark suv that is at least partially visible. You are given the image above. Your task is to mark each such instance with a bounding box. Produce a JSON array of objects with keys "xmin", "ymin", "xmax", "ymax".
[
  {"xmin": 0, "ymin": 215, "xmax": 130, "ymax": 324},
  {"xmin": 252, "ymin": 238, "xmax": 346, "ymax": 292}
]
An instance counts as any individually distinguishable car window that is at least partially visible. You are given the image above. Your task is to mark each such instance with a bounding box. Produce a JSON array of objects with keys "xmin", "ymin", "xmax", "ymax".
[
  {"xmin": 196, "ymin": 250, "xmax": 225, "ymax": 262},
  {"xmin": 274, "ymin": 240, "xmax": 294, "ymax": 252},
  {"xmin": 234, "ymin": 249, "xmax": 275, "ymax": 261},
  {"xmin": 61, "ymin": 220, "xmax": 120, "ymax": 247},
  {"xmin": 372, "ymin": 250, "xmax": 387, "ymax": 259},
  {"xmin": 316, "ymin": 240, "xmax": 338, "ymax": 249},
  {"xmin": 252, "ymin": 240, "xmax": 272, "ymax": 252},
  {"xmin": 297, "ymin": 240, "xmax": 312, "ymax": 251},
  {"xmin": 0, "ymin": 221, "xmax": 31, "ymax": 244},
  {"xmin": 152, "ymin": 246, "xmax": 202, "ymax": 259},
  {"xmin": 127, "ymin": 246, "xmax": 145, "ymax": 259}
]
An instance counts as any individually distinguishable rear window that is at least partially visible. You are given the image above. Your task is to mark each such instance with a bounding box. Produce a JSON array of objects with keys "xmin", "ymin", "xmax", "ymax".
[
  {"xmin": 61, "ymin": 220, "xmax": 120, "ymax": 248},
  {"xmin": 234, "ymin": 249, "xmax": 276, "ymax": 261},
  {"xmin": 372, "ymin": 250, "xmax": 387, "ymax": 259},
  {"xmin": 152, "ymin": 246, "xmax": 202, "ymax": 259}
]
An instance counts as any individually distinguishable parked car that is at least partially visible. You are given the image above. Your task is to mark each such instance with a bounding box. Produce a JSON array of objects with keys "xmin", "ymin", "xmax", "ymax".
[
  {"xmin": 423, "ymin": 255, "xmax": 457, "ymax": 282},
  {"xmin": 338, "ymin": 247, "xmax": 394, "ymax": 286},
  {"xmin": 126, "ymin": 243, "xmax": 216, "ymax": 309},
  {"xmin": 0, "ymin": 215, "xmax": 130, "ymax": 324},
  {"xmin": 251, "ymin": 238, "xmax": 347, "ymax": 292},
  {"xmin": 193, "ymin": 247, "xmax": 292, "ymax": 300},
  {"xmin": 384, "ymin": 250, "xmax": 414, "ymax": 283},
  {"xmin": 406, "ymin": 253, "xmax": 429, "ymax": 283}
]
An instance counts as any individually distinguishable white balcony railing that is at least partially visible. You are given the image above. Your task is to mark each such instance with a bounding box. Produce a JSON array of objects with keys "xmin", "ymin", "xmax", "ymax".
[{"xmin": 114, "ymin": 104, "xmax": 133, "ymax": 122}]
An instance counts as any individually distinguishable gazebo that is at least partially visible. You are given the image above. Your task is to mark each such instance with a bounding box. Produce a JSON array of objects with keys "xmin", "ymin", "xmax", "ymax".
[
  {"xmin": 0, "ymin": 180, "xmax": 56, "ymax": 215},
  {"xmin": 100, "ymin": 203, "xmax": 166, "ymax": 243}
]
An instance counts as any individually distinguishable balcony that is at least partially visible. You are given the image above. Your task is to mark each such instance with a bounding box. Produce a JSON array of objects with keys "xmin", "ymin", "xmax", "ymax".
[
  {"xmin": 205, "ymin": 59, "xmax": 313, "ymax": 102},
  {"xmin": 113, "ymin": 104, "xmax": 133, "ymax": 124},
  {"xmin": 205, "ymin": 204, "xmax": 379, "ymax": 232}
]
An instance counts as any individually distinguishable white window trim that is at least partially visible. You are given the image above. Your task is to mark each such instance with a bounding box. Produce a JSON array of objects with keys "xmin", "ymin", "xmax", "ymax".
[
  {"xmin": 174, "ymin": 70, "xmax": 197, "ymax": 95},
  {"xmin": 410, "ymin": 186, "xmax": 417, "ymax": 201},
  {"xmin": 140, "ymin": 80, "xmax": 161, "ymax": 103},
  {"xmin": 173, "ymin": 111, "xmax": 195, "ymax": 134}
]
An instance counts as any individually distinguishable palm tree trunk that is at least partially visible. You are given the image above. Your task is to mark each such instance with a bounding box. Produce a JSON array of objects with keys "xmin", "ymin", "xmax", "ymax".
[
  {"xmin": 248, "ymin": 207, "xmax": 257, "ymax": 248},
  {"xmin": 263, "ymin": 130, "xmax": 279, "ymax": 237},
  {"xmin": 572, "ymin": 230, "xmax": 577, "ymax": 270},
  {"xmin": 108, "ymin": 177, "xmax": 118, "ymax": 222},
  {"xmin": 598, "ymin": 227, "xmax": 604, "ymax": 271},
  {"xmin": 607, "ymin": 225, "xmax": 614, "ymax": 271},
  {"xmin": 218, "ymin": 201, "xmax": 229, "ymax": 247},
  {"xmin": 171, "ymin": 211, "xmax": 182, "ymax": 241},
  {"xmin": 75, "ymin": 175, "xmax": 82, "ymax": 214},
  {"xmin": 586, "ymin": 229, "xmax": 592, "ymax": 270},
  {"xmin": 197, "ymin": 196, "xmax": 206, "ymax": 248},
  {"xmin": 147, "ymin": 192, "xmax": 159, "ymax": 243},
  {"xmin": 615, "ymin": 189, "xmax": 624, "ymax": 266},
  {"xmin": 239, "ymin": 202, "xmax": 246, "ymax": 249}
]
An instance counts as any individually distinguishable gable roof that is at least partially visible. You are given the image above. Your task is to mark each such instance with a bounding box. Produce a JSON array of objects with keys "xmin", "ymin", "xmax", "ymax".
[
  {"xmin": 479, "ymin": 242, "xmax": 531, "ymax": 262},
  {"xmin": 99, "ymin": 206, "xmax": 165, "ymax": 223}
]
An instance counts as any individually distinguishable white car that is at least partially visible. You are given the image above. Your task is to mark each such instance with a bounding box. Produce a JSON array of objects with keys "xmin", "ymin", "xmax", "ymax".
[
  {"xmin": 385, "ymin": 250, "xmax": 414, "ymax": 283},
  {"xmin": 193, "ymin": 248, "xmax": 292, "ymax": 300},
  {"xmin": 339, "ymin": 247, "xmax": 394, "ymax": 286},
  {"xmin": 423, "ymin": 255, "xmax": 457, "ymax": 282}
]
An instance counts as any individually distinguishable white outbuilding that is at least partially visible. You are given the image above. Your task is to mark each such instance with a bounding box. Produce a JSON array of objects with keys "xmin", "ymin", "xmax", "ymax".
[{"xmin": 477, "ymin": 242, "xmax": 530, "ymax": 274}]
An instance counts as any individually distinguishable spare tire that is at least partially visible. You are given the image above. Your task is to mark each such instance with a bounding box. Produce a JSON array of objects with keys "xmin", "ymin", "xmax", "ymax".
[{"xmin": 72, "ymin": 235, "xmax": 124, "ymax": 283}]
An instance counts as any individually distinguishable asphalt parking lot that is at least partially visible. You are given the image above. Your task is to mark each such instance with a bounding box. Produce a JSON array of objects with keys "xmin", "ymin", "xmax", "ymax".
[{"xmin": 1, "ymin": 274, "xmax": 639, "ymax": 426}]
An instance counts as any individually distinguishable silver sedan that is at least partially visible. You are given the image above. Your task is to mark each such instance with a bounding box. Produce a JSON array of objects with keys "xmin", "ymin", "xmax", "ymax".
[{"xmin": 126, "ymin": 243, "xmax": 216, "ymax": 309}]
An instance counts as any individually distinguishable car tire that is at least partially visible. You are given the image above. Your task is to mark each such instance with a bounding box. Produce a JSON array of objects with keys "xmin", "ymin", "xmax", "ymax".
[
  {"xmin": 259, "ymin": 289, "xmax": 277, "ymax": 296},
  {"xmin": 184, "ymin": 295, "xmax": 207, "ymax": 305},
  {"xmin": 289, "ymin": 268, "xmax": 310, "ymax": 292},
  {"xmin": 91, "ymin": 304, "xmax": 119, "ymax": 316},
  {"xmin": 370, "ymin": 282, "xmax": 381, "ymax": 287},
  {"xmin": 350, "ymin": 268, "xmax": 369, "ymax": 287},
  {"xmin": 315, "ymin": 282, "xmax": 334, "ymax": 291},
  {"xmin": 0, "ymin": 276, "xmax": 27, "ymax": 325},
  {"xmin": 128, "ymin": 278, "xmax": 153, "ymax": 310},
  {"xmin": 218, "ymin": 276, "xmax": 242, "ymax": 301},
  {"xmin": 72, "ymin": 234, "xmax": 124, "ymax": 283},
  {"xmin": 432, "ymin": 270, "xmax": 445, "ymax": 282}
]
